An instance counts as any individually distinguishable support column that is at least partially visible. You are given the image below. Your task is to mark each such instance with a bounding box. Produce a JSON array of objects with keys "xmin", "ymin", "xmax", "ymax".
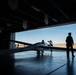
[
  {"xmin": 10, "ymin": 32, "xmax": 15, "ymax": 59},
  {"xmin": 10, "ymin": 33, "xmax": 15, "ymax": 49},
  {"xmin": 0, "ymin": 30, "xmax": 15, "ymax": 74}
]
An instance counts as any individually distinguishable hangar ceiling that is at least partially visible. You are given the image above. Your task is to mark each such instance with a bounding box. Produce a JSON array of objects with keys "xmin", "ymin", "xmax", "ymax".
[{"xmin": 0, "ymin": 0, "xmax": 76, "ymax": 32}]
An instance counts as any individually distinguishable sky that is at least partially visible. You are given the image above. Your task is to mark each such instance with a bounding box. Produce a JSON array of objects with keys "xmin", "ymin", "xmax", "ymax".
[{"xmin": 16, "ymin": 23, "xmax": 76, "ymax": 44}]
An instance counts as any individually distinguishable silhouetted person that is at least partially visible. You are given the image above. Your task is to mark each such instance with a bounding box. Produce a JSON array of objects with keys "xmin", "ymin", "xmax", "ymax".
[
  {"xmin": 66, "ymin": 32, "xmax": 75, "ymax": 58},
  {"xmin": 41, "ymin": 40, "xmax": 45, "ymax": 55},
  {"xmin": 36, "ymin": 40, "xmax": 45, "ymax": 56},
  {"xmin": 48, "ymin": 40, "xmax": 53, "ymax": 52},
  {"xmin": 17, "ymin": 43, "xmax": 19, "ymax": 48}
]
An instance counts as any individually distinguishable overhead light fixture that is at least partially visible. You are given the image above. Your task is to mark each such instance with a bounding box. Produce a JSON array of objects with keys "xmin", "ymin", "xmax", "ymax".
[
  {"xmin": 23, "ymin": 20, "xmax": 27, "ymax": 29},
  {"xmin": 44, "ymin": 14, "xmax": 49, "ymax": 25},
  {"xmin": 52, "ymin": 18, "xmax": 58, "ymax": 22},
  {"xmin": 31, "ymin": 6, "xmax": 40, "ymax": 11}
]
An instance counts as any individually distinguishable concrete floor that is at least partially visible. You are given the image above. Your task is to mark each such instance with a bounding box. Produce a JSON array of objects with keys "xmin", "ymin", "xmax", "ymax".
[
  {"xmin": 0, "ymin": 50, "xmax": 76, "ymax": 75},
  {"xmin": 14, "ymin": 50, "xmax": 76, "ymax": 75}
]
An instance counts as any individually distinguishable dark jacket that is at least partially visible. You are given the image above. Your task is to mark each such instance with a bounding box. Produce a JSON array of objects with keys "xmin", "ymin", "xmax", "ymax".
[{"xmin": 66, "ymin": 36, "xmax": 74, "ymax": 45}]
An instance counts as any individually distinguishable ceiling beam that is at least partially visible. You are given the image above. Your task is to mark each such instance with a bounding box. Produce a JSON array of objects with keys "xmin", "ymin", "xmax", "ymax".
[
  {"xmin": 48, "ymin": 0, "xmax": 70, "ymax": 19},
  {"xmin": 23, "ymin": 0, "xmax": 58, "ymax": 23}
]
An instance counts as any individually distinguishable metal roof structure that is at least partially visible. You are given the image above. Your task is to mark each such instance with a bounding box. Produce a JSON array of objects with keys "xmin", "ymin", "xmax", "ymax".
[{"xmin": 0, "ymin": 0, "xmax": 76, "ymax": 32}]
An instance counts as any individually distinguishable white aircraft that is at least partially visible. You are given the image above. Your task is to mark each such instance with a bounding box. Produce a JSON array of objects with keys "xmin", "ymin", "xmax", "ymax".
[
  {"xmin": 0, "ymin": 40, "xmax": 66, "ymax": 55},
  {"xmin": 32, "ymin": 41, "xmax": 50, "ymax": 55},
  {"xmin": 0, "ymin": 40, "xmax": 53, "ymax": 55}
]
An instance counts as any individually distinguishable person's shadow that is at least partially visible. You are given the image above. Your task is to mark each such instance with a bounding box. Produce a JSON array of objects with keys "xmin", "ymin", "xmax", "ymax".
[{"xmin": 67, "ymin": 57, "xmax": 74, "ymax": 75}]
